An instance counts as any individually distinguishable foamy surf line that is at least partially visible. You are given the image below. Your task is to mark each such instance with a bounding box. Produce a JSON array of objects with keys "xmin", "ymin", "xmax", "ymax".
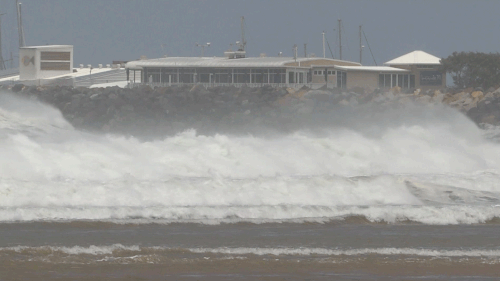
[
  {"xmin": 1, "ymin": 205, "xmax": 500, "ymax": 225},
  {"xmin": 4, "ymin": 244, "xmax": 500, "ymax": 258},
  {"xmin": 188, "ymin": 247, "xmax": 500, "ymax": 258},
  {"xmin": 5, "ymin": 244, "xmax": 140, "ymax": 255}
]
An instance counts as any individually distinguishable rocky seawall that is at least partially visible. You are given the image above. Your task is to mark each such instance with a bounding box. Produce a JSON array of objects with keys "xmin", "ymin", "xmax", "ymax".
[{"xmin": 4, "ymin": 84, "xmax": 500, "ymax": 137}]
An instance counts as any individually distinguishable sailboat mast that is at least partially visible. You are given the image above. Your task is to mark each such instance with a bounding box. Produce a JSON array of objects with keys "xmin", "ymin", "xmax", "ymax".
[
  {"xmin": 359, "ymin": 25, "xmax": 362, "ymax": 64},
  {"xmin": 16, "ymin": 0, "xmax": 25, "ymax": 47},
  {"xmin": 0, "ymin": 14, "xmax": 6, "ymax": 70},
  {"xmin": 338, "ymin": 19, "xmax": 342, "ymax": 60},
  {"xmin": 240, "ymin": 16, "xmax": 246, "ymax": 51}
]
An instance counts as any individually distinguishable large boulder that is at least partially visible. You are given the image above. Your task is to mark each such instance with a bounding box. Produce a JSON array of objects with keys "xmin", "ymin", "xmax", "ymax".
[{"xmin": 471, "ymin": 91, "xmax": 484, "ymax": 99}]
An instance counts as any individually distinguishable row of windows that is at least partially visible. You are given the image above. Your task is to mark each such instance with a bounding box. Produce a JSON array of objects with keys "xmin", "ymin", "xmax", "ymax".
[
  {"xmin": 416, "ymin": 65, "xmax": 436, "ymax": 69},
  {"xmin": 313, "ymin": 70, "xmax": 335, "ymax": 75},
  {"xmin": 378, "ymin": 74, "xmax": 415, "ymax": 89},
  {"xmin": 143, "ymin": 67, "xmax": 288, "ymax": 84}
]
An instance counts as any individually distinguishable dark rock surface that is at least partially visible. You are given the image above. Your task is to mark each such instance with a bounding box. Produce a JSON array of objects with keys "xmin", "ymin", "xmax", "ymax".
[{"xmin": 5, "ymin": 84, "xmax": 500, "ymax": 138}]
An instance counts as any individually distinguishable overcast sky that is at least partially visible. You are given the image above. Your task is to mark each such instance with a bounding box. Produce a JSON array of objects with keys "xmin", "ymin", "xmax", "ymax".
[{"xmin": 0, "ymin": 0, "xmax": 498, "ymax": 67}]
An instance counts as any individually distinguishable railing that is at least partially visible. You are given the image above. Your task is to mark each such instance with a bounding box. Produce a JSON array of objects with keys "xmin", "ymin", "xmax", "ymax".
[
  {"xmin": 129, "ymin": 82, "xmax": 336, "ymax": 90},
  {"xmin": 0, "ymin": 76, "xmax": 337, "ymax": 90},
  {"xmin": 0, "ymin": 68, "xmax": 19, "ymax": 78},
  {"xmin": 74, "ymin": 69, "xmax": 128, "ymax": 87},
  {"xmin": 0, "ymin": 77, "xmax": 74, "ymax": 87}
]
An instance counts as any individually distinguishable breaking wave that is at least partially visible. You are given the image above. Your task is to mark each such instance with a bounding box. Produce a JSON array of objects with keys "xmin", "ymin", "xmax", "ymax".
[{"xmin": 2, "ymin": 92, "xmax": 500, "ymax": 225}]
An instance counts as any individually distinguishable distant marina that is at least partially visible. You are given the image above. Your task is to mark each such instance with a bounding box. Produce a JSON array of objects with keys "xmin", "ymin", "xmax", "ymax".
[{"xmin": 0, "ymin": 6, "xmax": 445, "ymax": 91}]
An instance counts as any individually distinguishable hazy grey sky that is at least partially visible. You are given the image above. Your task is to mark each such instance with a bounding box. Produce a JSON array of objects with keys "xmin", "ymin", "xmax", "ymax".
[{"xmin": 1, "ymin": 0, "xmax": 498, "ymax": 66}]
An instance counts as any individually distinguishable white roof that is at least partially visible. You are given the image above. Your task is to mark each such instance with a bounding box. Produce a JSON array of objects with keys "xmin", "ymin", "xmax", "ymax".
[
  {"xmin": 90, "ymin": 81, "xmax": 129, "ymax": 89},
  {"xmin": 384, "ymin": 50, "xmax": 441, "ymax": 65},
  {"xmin": 126, "ymin": 56, "xmax": 360, "ymax": 69},
  {"xmin": 335, "ymin": 66, "xmax": 409, "ymax": 72},
  {"xmin": 0, "ymin": 67, "xmax": 118, "ymax": 82},
  {"xmin": 20, "ymin": 45, "xmax": 73, "ymax": 49}
]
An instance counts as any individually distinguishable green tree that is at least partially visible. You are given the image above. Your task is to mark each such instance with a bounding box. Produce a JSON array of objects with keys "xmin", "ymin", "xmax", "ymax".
[{"xmin": 440, "ymin": 52, "xmax": 500, "ymax": 89}]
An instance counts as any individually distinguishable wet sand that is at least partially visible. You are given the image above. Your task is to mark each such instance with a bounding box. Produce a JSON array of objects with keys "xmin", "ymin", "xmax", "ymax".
[
  {"xmin": 1, "ymin": 222, "xmax": 500, "ymax": 280},
  {"xmin": 2, "ymin": 258, "xmax": 500, "ymax": 280}
]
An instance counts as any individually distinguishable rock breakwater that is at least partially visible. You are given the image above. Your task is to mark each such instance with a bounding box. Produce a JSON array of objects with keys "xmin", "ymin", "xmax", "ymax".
[{"xmin": 4, "ymin": 84, "xmax": 500, "ymax": 137}]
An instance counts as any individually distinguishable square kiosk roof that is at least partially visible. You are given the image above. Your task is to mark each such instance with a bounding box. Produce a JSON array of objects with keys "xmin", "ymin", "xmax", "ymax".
[{"xmin": 384, "ymin": 50, "xmax": 441, "ymax": 65}]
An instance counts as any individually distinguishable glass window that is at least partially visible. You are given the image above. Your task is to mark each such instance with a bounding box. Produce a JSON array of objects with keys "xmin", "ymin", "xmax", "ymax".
[
  {"xmin": 384, "ymin": 74, "xmax": 391, "ymax": 87},
  {"xmin": 337, "ymin": 71, "xmax": 346, "ymax": 88},
  {"xmin": 269, "ymin": 68, "xmax": 285, "ymax": 83},
  {"xmin": 234, "ymin": 68, "xmax": 250, "ymax": 83},
  {"xmin": 417, "ymin": 65, "xmax": 435, "ymax": 69}
]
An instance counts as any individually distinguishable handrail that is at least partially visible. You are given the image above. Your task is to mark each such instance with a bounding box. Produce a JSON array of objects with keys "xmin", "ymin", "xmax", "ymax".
[{"xmin": 129, "ymin": 82, "xmax": 335, "ymax": 89}]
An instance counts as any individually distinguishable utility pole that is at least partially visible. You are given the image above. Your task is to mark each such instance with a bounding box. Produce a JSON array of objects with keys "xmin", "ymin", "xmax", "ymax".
[
  {"xmin": 304, "ymin": 43, "xmax": 307, "ymax": 57},
  {"xmin": 338, "ymin": 19, "xmax": 342, "ymax": 60},
  {"xmin": 239, "ymin": 16, "xmax": 246, "ymax": 51},
  {"xmin": 161, "ymin": 44, "xmax": 167, "ymax": 57},
  {"xmin": 16, "ymin": 0, "xmax": 25, "ymax": 47},
  {"xmin": 322, "ymin": 31, "xmax": 325, "ymax": 58},
  {"xmin": 195, "ymin": 42, "xmax": 210, "ymax": 57},
  {"xmin": 359, "ymin": 25, "xmax": 362, "ymax": 64},
  {"xmin": 0, "ymin": 13, "xmax": 6, "ymax": 70}
]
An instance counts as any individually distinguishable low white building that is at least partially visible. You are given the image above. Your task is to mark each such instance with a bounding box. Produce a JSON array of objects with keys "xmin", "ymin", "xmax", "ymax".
[
  {"xmin": 125, "ymin": 56, "xmax": 361, "ymax": 88},
  {"xmin": 19, "ymin": 45, "xmax": 73, "ymax": 80}
]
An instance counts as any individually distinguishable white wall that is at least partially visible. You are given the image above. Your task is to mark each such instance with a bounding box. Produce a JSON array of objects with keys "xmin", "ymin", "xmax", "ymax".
[
  {"xmin": 38, "ymin": 46, "xmax": 73, "ymax": 79},
  {"xmin": 19, "ymin": 46, "xmax": 73, "ymax": 80},
  {"xmin": 19, "ymin": 48, "xmax": 37, "ymax": 80}
]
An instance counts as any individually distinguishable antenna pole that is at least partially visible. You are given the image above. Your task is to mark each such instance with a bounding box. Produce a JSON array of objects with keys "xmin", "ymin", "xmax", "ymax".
[
  {"xmin": 322, "ymin": 31, "xmax": 325, "ymax": 58},
  {"xmin": 16, "ymin": 0, "xmax": 21, "ymax": 47},
  {"xmin": 359, "ymin": 25, "xmax": 362, "ymax": 64},
  {"xmin": 195, "ymin": 42, "xmax": 210, "ymax": 57},
  {"xmin": 17, "ymin": 1, "xmax": 25, "ymax": 47},
  {"xmin": 338, "ymin": 19, "xmax": 342, "ymax": 60},
  {"xmin": 304, "ymin": 43, "xmax": 307, "ymax": 57},
  {"xmin": 0, "ymin": 14, "xmax": 5, "ymax": 70},
  {"xmin": 240, "ymin": 16, "xmax": 246, "ymax": 51}
]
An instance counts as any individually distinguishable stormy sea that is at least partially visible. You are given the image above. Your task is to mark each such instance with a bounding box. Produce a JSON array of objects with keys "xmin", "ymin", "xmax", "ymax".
[{"xmin": 1, "ymin": 92, "xmax": 500, "ymax": 280}]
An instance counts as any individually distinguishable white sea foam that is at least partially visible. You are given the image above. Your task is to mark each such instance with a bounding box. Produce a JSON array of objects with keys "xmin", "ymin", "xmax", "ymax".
[
  {"xmin": 187, "ymin": 247, "xmax": 500, "ymax": 257},
  {"xmin": 5, "ymin": 244, "xmax": 139, "ymax": 255},
  {"xmin": 6, "ymin": 244, "xmax": 500, "ymax": 258},
  {"xmin": 2, "ymin": 92, "xmax": 500, "ymax": 225},
  {"xmin": 0, "ymin": 204, "xmax": 499, "ymax": 225},
  {"xmin": 4, "ymin": 244, "xmax": 500, "ymax": 258}
]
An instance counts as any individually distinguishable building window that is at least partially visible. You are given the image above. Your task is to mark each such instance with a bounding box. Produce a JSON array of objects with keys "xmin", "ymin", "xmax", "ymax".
[
  {"xmin": 419, "ymin": 71, "xmax": 443, "ymax": 86},
  {"xmin": 337, "ymin": 71, "xmax": 346, "ymax": 88},
  {"xmin": 378, "ymin": 73, "xmax": 415, "ymax": 88},
  {"xmin": 327, "ymin": 70, "xmax": 335, "ymax": 75},
  {"xmin": 234, "ymin": 68, "xmax": 250, "ymax": 83},
  {"xmin": 416, "ymin": 65, "xmax": 435, "ymax": 69},
  {"xmin": 145, "ymin": 68, "xmax": 162, "ymax": 83},
  {"xmin": 269, "ymin": 68, "xmax": 286, "ymax": 83}
]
